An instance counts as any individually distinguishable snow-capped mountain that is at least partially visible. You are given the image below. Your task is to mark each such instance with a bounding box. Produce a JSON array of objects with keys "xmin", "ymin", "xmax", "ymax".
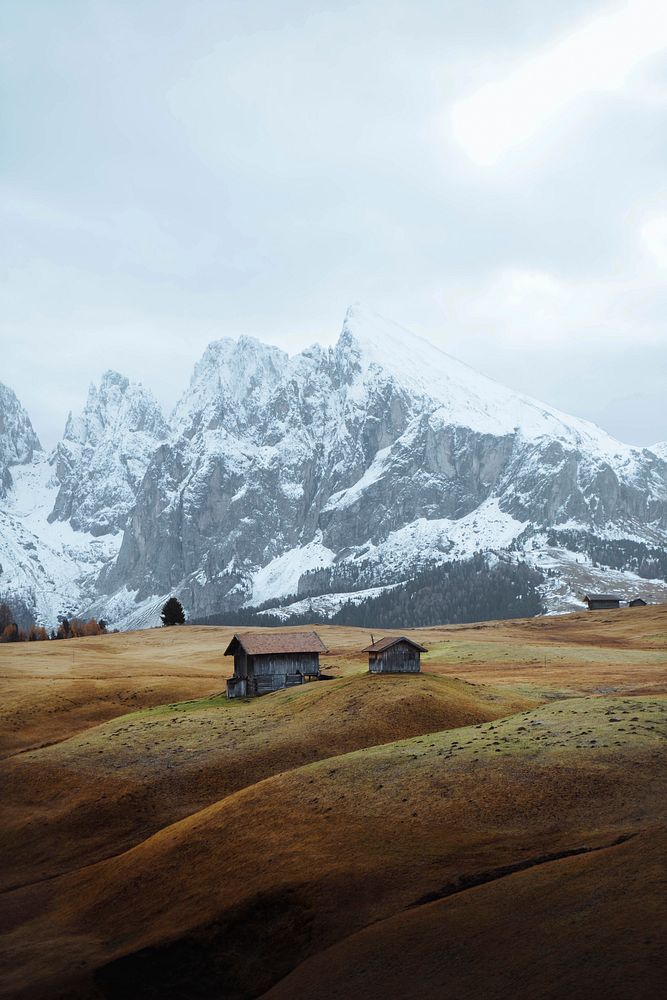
[
  {"xmin": 1, "ymin": 305, "xmax": 666, "ymax": 627},
  {"xmin": 50, "ymin": 371, "xmax": 168, "ymax": 535},
  {"xmin": 102, "ymin": 305, "xmax": 667, "ymax": 625},
  {"xmin": 0, "ymin": 373, "xmax": 166, "ymax": 621},
  {"xmin": 0, "ymin": 383, "xmax": 42, "ymax": 497}
]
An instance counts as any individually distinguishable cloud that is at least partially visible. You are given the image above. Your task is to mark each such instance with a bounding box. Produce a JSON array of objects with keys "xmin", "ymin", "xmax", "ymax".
[
  {"xmin": 450, "ymin": 0, "xmax": 667, "ymax": 165},
  {"xmin": 2, "ymin": 1, "xmax": 667, "ymax": 447},
  {"xmin": 642, "ymin": 215, "xmax": 667, "ymax": 269},
  {"xmin": 436, "ymin": 258, "xmax": 667, "ymax": 350}
]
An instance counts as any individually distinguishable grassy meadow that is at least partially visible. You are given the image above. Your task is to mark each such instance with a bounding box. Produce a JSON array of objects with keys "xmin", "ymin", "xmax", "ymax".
[{"xmin": 0, "ymin": 605, "xmax": 665, "ymax": 999}]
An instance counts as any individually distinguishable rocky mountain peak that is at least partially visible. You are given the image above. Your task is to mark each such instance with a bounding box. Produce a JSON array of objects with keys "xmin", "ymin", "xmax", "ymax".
[
  {"xmin": 63, "ymin": 371, "xmax": 166, "ymax": 448},
  {"xmin": 1, "ymin": 307, "xmax": 666, "ymax": 628},
  {"xmin": 49, "ymin": 371, "xmax": 168, "ymax": 535},
  {"xmin": 172, "ymin": 335, "xmax": 289, "ymax": 438},
  {"xmin": 0, "ymin": 382, "xmax": 42, "ymax": 496},
  {"xmin": 336, "ymin": 306, "xmax": 643, "ymax": 462}
]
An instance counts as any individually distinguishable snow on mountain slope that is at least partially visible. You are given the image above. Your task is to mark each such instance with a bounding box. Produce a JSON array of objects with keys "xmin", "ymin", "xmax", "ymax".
[
  {"xmin": 2, "ymin": 305, "xmax": 666, "ymax": 627},
  {"xmin": 0, "ymin": 382, "xmax": 42, "ymax": 497},
  {"xmin": 251, "ymin": 536, "xmax": 335, "ymax": 606},
  {"xmin": 0, "ymin": 459, "xmax": 120, "ymax": 623},
  {"xmin": 257, "ymin": 584, "xmax": 402, "ymax": 622},
  {"xmin": 49, "ymin": 371, "xmax": 168, "ymax": 534},
  {"xmin": 172, "ymin": 336, "xmax": 289, "ymax": 439},
  {"xmin": 340, "ymin": 304, "xmax": 639, "ymax": 461},
  {"xmin": 100, "ymin": 305, "xmax": 667, "ymax": 624}
]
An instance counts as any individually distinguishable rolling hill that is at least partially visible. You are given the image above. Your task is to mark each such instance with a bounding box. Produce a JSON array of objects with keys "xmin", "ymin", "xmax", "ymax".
[{"xmin": 0, "ymin": 605, "xmax": 666, "ymax": 999}]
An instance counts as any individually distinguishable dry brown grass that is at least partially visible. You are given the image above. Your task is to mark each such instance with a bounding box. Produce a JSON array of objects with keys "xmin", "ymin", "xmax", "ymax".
[
  {"xmin": 0, "ymin": 672, "xmax": 534, "ymax": 892},
  {"xmin": 264, "ymin": 831, "xmax": 667, "ymax": 1000},
  {"xmin": 1, "ymin": 603, "xmax": 665, "ymax": 756},
  {"xmin": 0, "ymin": 606, "xmax": 665, "ymax": 999},
  {"xmin": 1, "ymin": 696, "xmax": 665, "ymax": 999}
]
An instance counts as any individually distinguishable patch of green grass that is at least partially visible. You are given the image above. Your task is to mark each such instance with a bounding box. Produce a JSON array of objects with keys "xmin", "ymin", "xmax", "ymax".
[
  {"xmin": 424, "ymin": 640, "xmax": 667, "ymax": 667},
  {"xmin": 320, "ymin": 696, "xmax": 667, "ymax": 775}
]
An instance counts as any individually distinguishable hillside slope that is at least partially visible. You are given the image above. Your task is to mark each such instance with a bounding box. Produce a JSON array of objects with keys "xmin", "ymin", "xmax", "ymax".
[
  {"xmin": 1, "ymin": 695, "xmax": 665, "ymax": 999},
  {"xmin": 2, "ymin": 605, "xmax": 664, "ymax": 758},
  {"xmin": 1, "ymin": 611, "xmax": 666, "ymax": 999},
  {"xmin": 264, "ymin": 831, "xmax": 665, "ymax": 1000},
  {"xmin": 1, "ymin": 672, "xmax": 534, "ymax": 891}
]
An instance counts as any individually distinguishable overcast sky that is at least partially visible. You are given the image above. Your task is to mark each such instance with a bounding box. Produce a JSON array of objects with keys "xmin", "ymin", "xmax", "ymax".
[{"xmin": 2, "ymin": 0, "xmax": 667, "ymax": 449}]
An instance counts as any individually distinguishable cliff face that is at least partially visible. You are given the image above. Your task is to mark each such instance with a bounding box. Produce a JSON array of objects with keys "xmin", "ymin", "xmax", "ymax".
[
  {"xmin": 100, "ymin": 305, "xmax": 667, "ymax": 622},
  {"xmin": 2, "ymin": 307, "xmax": 667, "ymax": 626},
  {"xmin": 0, "ymin": 382, "xmax": 42, "ymax": 497},
  {"xmin": 48, "ymin": 371, "xmax": 168, "ymax": 535}
]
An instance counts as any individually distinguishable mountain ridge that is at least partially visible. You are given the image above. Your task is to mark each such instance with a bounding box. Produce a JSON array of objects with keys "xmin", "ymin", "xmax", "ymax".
[{"xmin": 1, "ymin": 306, "xmax": 666, "ymax": 627}]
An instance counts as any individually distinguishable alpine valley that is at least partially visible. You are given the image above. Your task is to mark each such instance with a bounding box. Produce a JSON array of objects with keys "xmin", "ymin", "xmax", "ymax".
[{"xmin": 2, "ymin": 305, "xmax": 667, "ymax": 630}]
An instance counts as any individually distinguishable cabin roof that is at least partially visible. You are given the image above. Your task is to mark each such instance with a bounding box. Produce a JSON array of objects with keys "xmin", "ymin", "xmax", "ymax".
[
  {"xmin": 224, "ymin": 630, "xmax": 328, "ymax": 656},
  {"xmin": 361, "ymin": 635, "xmax": 428, "ymax": 653},
  {"xmin": 583, "ymin": 594, "xmax": 621, "ymax": 603}
]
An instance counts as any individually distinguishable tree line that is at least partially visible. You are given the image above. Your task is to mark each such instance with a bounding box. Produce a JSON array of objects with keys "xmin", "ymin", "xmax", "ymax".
[
  {"xmin": 195, "ymin": 555, "xmax": 546, "ymax": 628},
  {"xmin": 0, "ymin": 594, "xmax": 187, "ymax": 641},
  {"xmin": 0, "ymin": 601, "xmax": 108, "ymax": 642},
  {"xmin": 545, "ymin": 530, "xmax": 667, "ymax": 582}
]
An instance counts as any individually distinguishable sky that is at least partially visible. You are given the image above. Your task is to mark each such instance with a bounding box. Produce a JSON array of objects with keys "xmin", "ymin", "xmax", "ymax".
[{"xmin": 2, "ymin": 0, "xmax": 667, "ymax": 449}]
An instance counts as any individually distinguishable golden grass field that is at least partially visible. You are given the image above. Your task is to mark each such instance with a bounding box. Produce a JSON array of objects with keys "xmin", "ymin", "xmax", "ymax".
[{"xmin": 1, "ymin": 605, "xmax": 666, "ymax": 999}]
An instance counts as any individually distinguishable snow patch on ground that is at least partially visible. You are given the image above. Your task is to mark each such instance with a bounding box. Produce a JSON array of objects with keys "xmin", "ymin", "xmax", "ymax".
[
  {"xmin": 524, "ymin": 544, "xmax": 667, "ymax": 614},
  {"xmin": 323, "ymin": 446, "xmax": 393, "ymax": 513},
  {"xmin": 257, "ymin": 584, "xmax": 401, "ymax": 621},
  {"xmin": 0, "ymin": 458, "xmax": 120, "ymax": 625},
  {"xmin": 249, "ymin": 535, "xmax": 335, "ymax": 605},
  {"xmin": 343, "ymin": 500, "xmax": 526, "ymax": 577}
]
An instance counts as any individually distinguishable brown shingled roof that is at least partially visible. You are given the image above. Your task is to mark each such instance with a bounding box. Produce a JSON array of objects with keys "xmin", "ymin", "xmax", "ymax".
[
  {"xmin": 224, "ymin": 631, "xmax": 328, "ymax": 656},
  {"xmin": 361, "ymin": 635, "xmax": 428, "ymax": 653}
]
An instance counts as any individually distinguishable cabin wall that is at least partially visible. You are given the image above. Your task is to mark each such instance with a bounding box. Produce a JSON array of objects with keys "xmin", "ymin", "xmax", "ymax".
[
  {"xmin": 228, "ymin": 651, "xmax": 321, "ymax": 697},
  {"xmin": 587, "ymin": 600, "xmax": 620, "ymax": 610},
  {"xmin": 369, "ymin": 643, "xmax": 420, "ymax": 674},
  {"xmin": 234, "ymin": 648, "xmax": 249, "ymax": 677},
  {"xmin": 252, "ymin": 653, "xmax": 320, "ymax": 676},
  {"xmin": 226, "ymin": 676, "xmax": 247, "ymax": 698}
]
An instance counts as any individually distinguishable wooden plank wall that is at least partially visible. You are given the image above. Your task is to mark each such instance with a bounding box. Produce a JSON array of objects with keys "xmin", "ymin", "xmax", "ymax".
[
  {"xmin": 252, "ymin": 653, "xmax": 320, "ymax": 676},
  {"xmin": 369, "ymin": 642, "xmax": 420, "ymax": 674}
]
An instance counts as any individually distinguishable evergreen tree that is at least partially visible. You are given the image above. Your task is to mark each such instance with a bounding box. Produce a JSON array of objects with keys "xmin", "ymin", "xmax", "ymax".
[
  {"xmin": 161, "ymin": 596, "xmax": 186, "ymax": 626},
  {"xmin": 194, "ymin": 555, "xmax": 546, "ymax": 628}
]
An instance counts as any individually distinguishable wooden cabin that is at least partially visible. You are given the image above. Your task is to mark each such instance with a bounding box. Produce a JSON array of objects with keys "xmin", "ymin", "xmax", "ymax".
[
  {"xmin": 583, "ymin": 594, "xmax": 621, "ymax": 611},
  {"xmin": 225, "ymin": 630, "xmax": 327, "ymax": 698},
  {"xmin": 362, "ymin": 636, "xmax": 427, "ymax": 674},
  {"xmin": 629, "ymin": 597, "xmax": 648, "ymax": 607}
]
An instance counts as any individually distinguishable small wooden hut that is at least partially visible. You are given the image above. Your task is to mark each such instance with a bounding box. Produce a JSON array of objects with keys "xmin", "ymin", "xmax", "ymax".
[
  {"xmin": 362, "ymin": 636, "xmax": 427, "ymax": 674},
  {"xmin": 583, "ymin": 594, "xmax": 621, "ymax": 611},
  {"xmin": 629, "ymin": 597, "xmax": 648, "ymax": 607},
  {"xmin": 225, "ymin": 630, "xmax": 327, "ymax": 698}
]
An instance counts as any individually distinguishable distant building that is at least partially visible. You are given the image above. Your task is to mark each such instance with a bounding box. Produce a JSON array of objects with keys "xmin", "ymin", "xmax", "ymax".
[
  {"xmin": 362, "ymin": 635, "xmax": 427, "ymax": 674},
  {"xmin": 225, "ymin": 631, "xmax": 327, "ymax": 698},
  {"xmin": 583, "ymin": 594, "xmax": 621, "ymax": 611},
  {"xmin": 629, "ymin": 597, "xmax": 648, "ymax": 607}
]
